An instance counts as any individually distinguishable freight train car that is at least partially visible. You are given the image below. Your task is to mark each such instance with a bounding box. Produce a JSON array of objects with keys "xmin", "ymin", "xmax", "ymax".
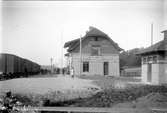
[
  {"xmin": 0, "ymin": 54, "xmax": 18, "ymax": 75},
  {"xmin": 31, "ymin": 62, "xmax": 40, "ymax": 74},
  {"xmin": 0, "ymin": 53, "xmax": 41, "ymax": 80}
]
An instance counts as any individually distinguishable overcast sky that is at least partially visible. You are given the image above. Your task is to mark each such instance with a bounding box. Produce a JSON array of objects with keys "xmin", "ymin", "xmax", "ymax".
[{"xmin": 1, "ymin": 0, "xmax": 167, "ymax": 66}]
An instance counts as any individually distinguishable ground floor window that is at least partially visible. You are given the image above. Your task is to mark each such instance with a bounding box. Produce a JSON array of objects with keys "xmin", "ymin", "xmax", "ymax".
[{"xmin": 83, "ymin": 61, "xmax": 89, "ymax": 72}]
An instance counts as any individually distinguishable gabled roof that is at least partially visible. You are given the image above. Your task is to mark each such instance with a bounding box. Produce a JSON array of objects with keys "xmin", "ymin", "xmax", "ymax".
[
  {"xmin": 137, "ymin": 39, "xmax": 167, "ymax": 55},
  {"xmin": 64, "ymin": 26, "xmax": 123, "ymax": 52}
]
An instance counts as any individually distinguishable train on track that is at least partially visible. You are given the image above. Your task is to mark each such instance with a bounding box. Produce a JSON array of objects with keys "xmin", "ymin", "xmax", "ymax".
[{"xmin": 0, "ymin": 53, "xmax": 41, "ymax": 80}]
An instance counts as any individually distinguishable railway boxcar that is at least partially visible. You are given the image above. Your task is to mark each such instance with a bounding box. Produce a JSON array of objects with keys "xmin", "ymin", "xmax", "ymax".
[
  {"xmin": 31, "ymin": 62, "xmax": 36, "ymax": 74},
  {"xmin": 34, "ymin": 63, "xmax": 40, "ymax": 74},
  {"xmin": 0, "ymin": 54, "xmax": 6, "ymax": 74},
  {"xmin": 0, "ymin": 53, "xmax": 20, "ymax": 79},
  {"xmin": 0, "ymin": 54, "xmax": 17, "ymax": 74},
  {"xmin": 0, "ymin": 53, "xmax": 41, "ymax": 79}
]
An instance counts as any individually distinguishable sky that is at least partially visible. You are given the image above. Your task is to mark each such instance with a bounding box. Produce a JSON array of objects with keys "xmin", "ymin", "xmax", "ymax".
[{"xmin": 1, "ymin": 0, "xmax": 167, "ymax": 66}]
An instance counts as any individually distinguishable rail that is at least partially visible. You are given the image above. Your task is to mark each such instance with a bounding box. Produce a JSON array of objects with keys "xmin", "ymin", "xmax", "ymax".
[{"xmin": 17, "ymin": 106, "xmax": 167, "ymax": 113}]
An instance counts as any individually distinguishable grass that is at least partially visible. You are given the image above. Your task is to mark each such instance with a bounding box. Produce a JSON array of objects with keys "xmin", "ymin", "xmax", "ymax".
[
  {"xmin": 8, "ymin": 84, "xmax": 167, "ymax": 113},
  {"xmin": 1, "ymin": 75, "xmax": 167, "ymax": 111},
  {"xmin": 69, "ymin": 85, "xmax": 167, "ymax": 107},
  {"xmin": 12, "ymin": 80, "xmax": 167, "ymax": 108}
]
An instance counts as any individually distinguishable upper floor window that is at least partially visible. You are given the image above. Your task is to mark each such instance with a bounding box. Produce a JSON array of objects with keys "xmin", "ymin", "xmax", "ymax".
[
  {"xmin": 143, "ymin": 57, "xmax": 147, "ymax": 64},
  {"xmin": 153, "ymin": 55, "xmax": 157, "ymax": 63},
  {"xmin": 148, "ymin": 56, "xmax": 153, "ymax": 62},
  {"xmin": 95, "ymin": 37, "xmax": 98, "ymax": 41},
  {"xmin": 91, "ymin": 45, "xmax": 101, "ymax": 56}
]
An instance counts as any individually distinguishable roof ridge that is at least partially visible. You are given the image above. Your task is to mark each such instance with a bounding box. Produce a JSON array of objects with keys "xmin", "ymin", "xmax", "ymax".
[{"xmin": 64, "ymin": 27, "xmax": 123, "ymax": 52}]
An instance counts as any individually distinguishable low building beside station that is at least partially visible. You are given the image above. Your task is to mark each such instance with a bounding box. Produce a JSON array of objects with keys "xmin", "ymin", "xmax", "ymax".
[{"xmin": 138, "ymin": 30, "xmax": 167, "ymax": 85}]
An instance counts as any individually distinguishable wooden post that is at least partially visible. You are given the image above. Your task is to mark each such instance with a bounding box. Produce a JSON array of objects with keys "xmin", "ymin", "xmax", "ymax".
[
  {"xmin": 80, "ymin": 35, "xmax": 82, "ymax": 76},
  {"xmin": 151, "ymin": 23, "xmax": 153, "ymax": 46}
]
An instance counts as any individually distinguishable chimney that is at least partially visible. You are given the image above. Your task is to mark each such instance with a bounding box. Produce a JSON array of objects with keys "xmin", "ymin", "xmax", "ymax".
[{"xmin": 161, "ymin": 30, "xmax": 167, "ymax": 40}]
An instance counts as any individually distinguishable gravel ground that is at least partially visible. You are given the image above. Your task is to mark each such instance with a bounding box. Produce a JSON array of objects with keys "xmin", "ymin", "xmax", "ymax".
[
  {"xmin": 79, "ymin": 75, "xmax": 142, "ymax": 90},
  {"xmin": 0, "ymin": 76, "xmax": 100, "ymax": 95}
]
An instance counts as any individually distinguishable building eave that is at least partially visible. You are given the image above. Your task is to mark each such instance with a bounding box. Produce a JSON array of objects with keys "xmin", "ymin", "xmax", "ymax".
[
  {"xmin": 64, "ymin": 26, "xmax": 123, "ymax": 53},
  {"xmin": 136, "ymin": 39, "xmax": 167, "ymax": 55}
]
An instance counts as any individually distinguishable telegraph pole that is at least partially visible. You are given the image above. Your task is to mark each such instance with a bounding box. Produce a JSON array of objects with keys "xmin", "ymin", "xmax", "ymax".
[
  {"xmin": 61, "ymin": 28, "xmax": 64, "ymax": 75},
  {"xmin": 79, "ymin": 35, "xmax": 82, "ymax": 76},
  {"xmin": 151, "ymin": 23, "xmax": 153, "ymax": 46},
  {"xmin": 50, "ymin": 58, "xmax": 53, "ymax": 74}
]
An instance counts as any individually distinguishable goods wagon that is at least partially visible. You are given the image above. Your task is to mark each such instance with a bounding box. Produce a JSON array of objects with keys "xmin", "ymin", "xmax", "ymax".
[
  {"xmin": 32, "ymin": 63, "xmax": 40, "ymax": 74},
  {"xmin": 0, "ymin": 53, "xmax": 41, "ymax": 79},
  {"xmin": 0, "ymin": 54, "xmax": 6, "ymax": 74},
  {"xmin": 0, "ymin": 54, "xmax": 18, "ymax": 74}
]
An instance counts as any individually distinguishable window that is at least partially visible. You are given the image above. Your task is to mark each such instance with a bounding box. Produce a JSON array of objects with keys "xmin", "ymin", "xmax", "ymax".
[
  {"xmin": 148, "ymin": 56, "xmax": 153, "ymax": 62},
  {"xmin": 91, "ymin": 45, "xmax": 101, "ymax": 56},
  {"xmin": 143, "ymin": 57, "xmax": 147, "ymax": 64},
  {"xmin": 83, "ymin": 62, "xmax": 89, "ymax": 72},
  {"xmin": 153, "ymin": 56, "xmax": 157, "ymax": 63},
  {"xmin": 95, "ymin": 37, "xmax": 98, "ymax": 41}
]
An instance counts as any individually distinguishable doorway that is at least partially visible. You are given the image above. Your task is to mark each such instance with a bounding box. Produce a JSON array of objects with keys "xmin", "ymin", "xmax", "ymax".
[
  {"xmin": 147, "ymin": 64, "xmax": 152, "ymax": 82},
  {"xmin": 104, "ymin": 62, "xmax": 109, "ymax": 76}
]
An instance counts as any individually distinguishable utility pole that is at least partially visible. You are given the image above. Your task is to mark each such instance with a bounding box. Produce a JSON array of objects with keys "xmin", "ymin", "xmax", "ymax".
[
  {"xmin": 151, "ymin": 23, "xmax": 153, "ymax": 46},
  {"xmin": 79, "ymin": 35, "xmax": 82, "ymax": 76},
  {"xmin": 61, "ymin": 28, "xmax": 64, "ymax": 75},
  {"xmin": 50, "ymin": 58, "xmax": 53, "ymax": 74}
]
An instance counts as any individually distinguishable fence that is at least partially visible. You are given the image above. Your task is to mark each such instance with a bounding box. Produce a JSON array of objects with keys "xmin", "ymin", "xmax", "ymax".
[{"xmin": 18, "ymin": 107, "xmax": 167, "ymax": 113}]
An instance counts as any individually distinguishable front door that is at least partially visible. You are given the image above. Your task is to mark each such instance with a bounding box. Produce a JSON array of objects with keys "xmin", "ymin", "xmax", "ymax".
[
  {"xmin": 147, "ymin": 64, "xmax": 152, "ymax": 82},
  {"xmin": 104, "ymin": 62, "xmax": 109, "ymax": 76}
]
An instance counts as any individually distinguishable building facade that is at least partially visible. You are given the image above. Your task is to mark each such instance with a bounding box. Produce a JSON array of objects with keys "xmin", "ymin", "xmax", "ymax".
[
  {"xmin": 138, "ymin": 30, "xmax": 167, "ymax": 85},
  {"xmin": 64, "ymin": 27, "xmax": 123, "ymax": 76}
]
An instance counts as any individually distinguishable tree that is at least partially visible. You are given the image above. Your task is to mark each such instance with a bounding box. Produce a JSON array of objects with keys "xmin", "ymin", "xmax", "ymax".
[{"xmin": 120, "ymin": 48, "xmax": 144, "ymax": 69}]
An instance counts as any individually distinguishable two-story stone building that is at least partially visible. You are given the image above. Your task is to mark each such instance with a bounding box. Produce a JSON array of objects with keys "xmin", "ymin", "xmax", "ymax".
[
  {"xmin": 138, "ymin": 30, "xmax": 167, "ymax": 85},
  {"xmin": 64, "ymin": 27, "xmax": 123, "ymax": 76}
]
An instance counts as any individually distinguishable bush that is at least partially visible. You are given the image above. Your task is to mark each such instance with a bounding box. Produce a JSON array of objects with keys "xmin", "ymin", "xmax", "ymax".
[{"xmin": 72, "ymin": 85, "xmax": 167, "ymax": 107}]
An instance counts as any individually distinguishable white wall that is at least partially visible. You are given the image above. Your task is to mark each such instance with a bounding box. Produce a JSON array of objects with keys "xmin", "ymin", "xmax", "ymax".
[
  {"xmin": 71, "ymin": 53, "xmax": 120, "ymax": 76},
  {"xmin": 165, "ymin": 64, "xmax": 167, "ymax": 82},
  {"xmin": 159, "ymin": 63, "xmax": 167, "ymax": 84},
  {"xmin": 141, "ymin": 64, "xmax": 148, "ymax": 83},
  {"xmin": 152, "ymin": 64, "xmax": 160, "ymax": 85},
  {"xmin": 142, "ymin": 63, "xmax": 167, "ymax": 85}
]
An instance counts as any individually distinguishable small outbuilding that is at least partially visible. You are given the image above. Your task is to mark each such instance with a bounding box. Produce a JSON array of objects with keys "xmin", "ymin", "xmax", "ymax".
[{"xmin": 137, "ymin": 30, "xmax": 167, "ymax": 85}]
